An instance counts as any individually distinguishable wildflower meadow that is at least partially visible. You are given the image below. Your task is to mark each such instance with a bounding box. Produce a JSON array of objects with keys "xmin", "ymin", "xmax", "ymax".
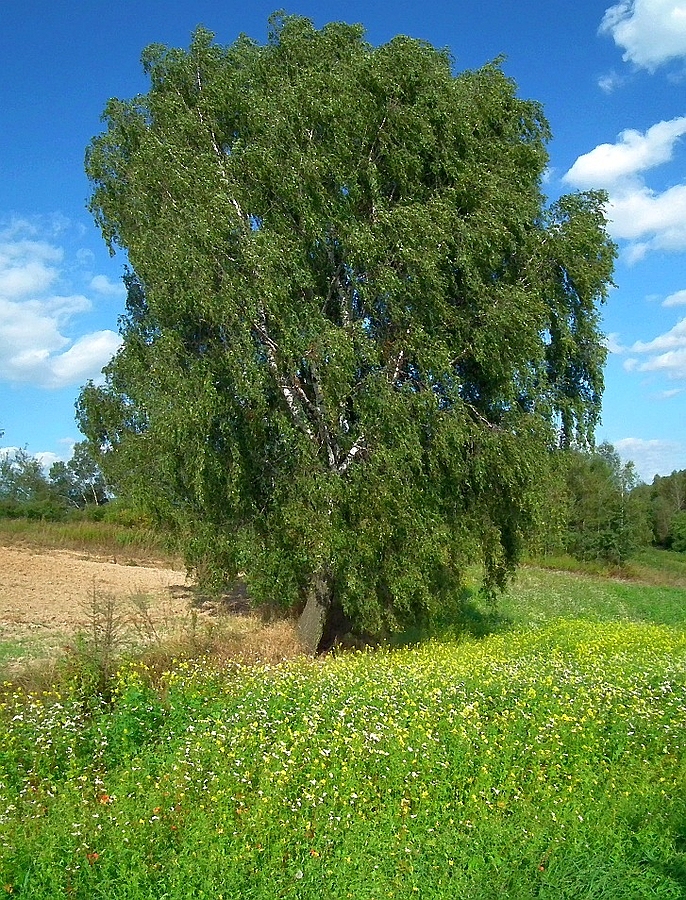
[{"xmin": 1, "ymin": 601, "xmax": 686, "ymax": 898}]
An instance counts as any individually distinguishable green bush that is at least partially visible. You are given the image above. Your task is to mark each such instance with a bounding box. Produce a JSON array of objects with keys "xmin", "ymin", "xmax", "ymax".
[
  {"xmin": 101, "ymin": 499, "xmax": 153, "ymax": 529},
  {"xmin": 0, "ymin": 497, "xmax": 67, "ymax": 521},
  {"xmin": 667, "ymin": 511, "xmax": 686, "ymax": 553}
]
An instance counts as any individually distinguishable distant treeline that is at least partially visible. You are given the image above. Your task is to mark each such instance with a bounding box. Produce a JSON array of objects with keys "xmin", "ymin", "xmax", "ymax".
[
  {"xmin": 0, "ymin": 442, "xmax": 108, "ymax": 521},
  {"xmin": 1, "ymin": 441, "xmax": 685, "ymax": 562},
  {"xmin": 535, "ymin": 443, "xmax": 686, "ymax": 563}
]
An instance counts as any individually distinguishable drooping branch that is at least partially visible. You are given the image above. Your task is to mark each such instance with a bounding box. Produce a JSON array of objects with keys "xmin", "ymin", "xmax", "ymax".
[{"xmin": 465, "ymin": 402, "xmax": 499, "ymax": 431}]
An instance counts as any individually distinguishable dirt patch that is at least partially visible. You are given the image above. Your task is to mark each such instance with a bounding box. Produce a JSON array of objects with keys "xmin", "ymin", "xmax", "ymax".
[{"xmin": 0, "ymin": 545, "xmax": 191, "ymax": 663}]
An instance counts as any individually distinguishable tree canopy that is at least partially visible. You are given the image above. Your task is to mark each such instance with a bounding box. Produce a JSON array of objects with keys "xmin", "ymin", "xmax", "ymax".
[
  {"xmin": 634, "ymin": 468, "xmax": 686, "ymax": 549},
  {"xmin": 79, "ymin": 15, "xmax": 616, "ymax": 650},
  {"xmin": 562, "ymin": 443, "xmax": 649, "ymax": 565}
]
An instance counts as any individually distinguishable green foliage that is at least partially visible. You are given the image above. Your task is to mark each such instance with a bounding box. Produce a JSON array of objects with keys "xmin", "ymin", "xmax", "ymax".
[
  {"xmin": 667, "ymin": 510, "xmax": 686, "ymax": 553},
  {"xmin": 636, "ymin": 469, "xmax": 686, "ymax": 547},
  {"xmin": 0, "ymin": 448, "xmax": 65, "ymax": 520},
  {"xmin": 0, "ymin": 448, "xmax": 50, "ymax": 502},
  {"xmin": 48, "ymin": 441, "xmax": 109, "ymax": 509},
  {"xmin": 561, "ymin": 443, "xmax": 650, "ymax": 565},
  {"xmin": 80, "ymin": 15, "xmax": 615, "ymax": 643},
  {"xmin": 0, "ymin": 444, "xmax": 109, "ymax": 522}
]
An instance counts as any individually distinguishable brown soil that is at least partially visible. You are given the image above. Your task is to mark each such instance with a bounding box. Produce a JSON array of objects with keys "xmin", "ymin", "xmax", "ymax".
[{"xmin": 0, "ymin": 545, "xmax": 191, "ymax": 663}]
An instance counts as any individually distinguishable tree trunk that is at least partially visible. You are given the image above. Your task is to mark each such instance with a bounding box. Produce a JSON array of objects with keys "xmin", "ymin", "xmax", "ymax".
[
  {"xmin": 297, "ymin": 569, "xmax": 356, "ymax": 654},
  {"xmin": 297, "ymin": 569, "xmax": 332, "ymax": 655}
]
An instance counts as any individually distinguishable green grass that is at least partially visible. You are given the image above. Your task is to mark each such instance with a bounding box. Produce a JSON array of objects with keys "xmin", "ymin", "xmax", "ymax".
[
  {"xmin": 394, "ymin": 555, "xmax": 686, "ymax": 644},
  {"xmin": 0, "ymin": 629, "xmax": 74, "ymax": 674},
  {"xmin": 0, "ymin": 639, "xmax": 32, "ymax": 668},
  {"xmin": 1, "ymin": 623, "xmax": 685, "ymax": 898},
  {"xmin": 2, "ymin": 545, "xmax": 686, "ymax": 897},
  {"xmin": 501, "ymin": 566, "xmax": 686, "ymax": 629},
  {"xmin": 529, "ymin": 548, "xmax": 686, "ymax": 588},
  {"xmin": 630, "ymin": 548, "xmax": 686, "ymax": 585}
]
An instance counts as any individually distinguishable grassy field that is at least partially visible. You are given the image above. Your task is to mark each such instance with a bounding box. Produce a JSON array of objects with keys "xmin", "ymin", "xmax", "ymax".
[
  {"xmin": 1, "ymin": 530, "xmax": 685, "ymax": 898},
  {"xmin": 0, "ymin": 517, "xmax": 177, "ymax": 564}
]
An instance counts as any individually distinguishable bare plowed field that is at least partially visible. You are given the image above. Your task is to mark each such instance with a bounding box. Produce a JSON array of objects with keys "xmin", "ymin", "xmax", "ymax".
[{"xmin": 0, "ymin": 545, "xmax": 190, "ymax": 665}]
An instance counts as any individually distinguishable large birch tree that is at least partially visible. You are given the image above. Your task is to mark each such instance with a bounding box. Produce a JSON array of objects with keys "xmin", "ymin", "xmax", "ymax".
[{"xmin": 79, "ymin": 15, "xmax": 615, "ymax": 651}]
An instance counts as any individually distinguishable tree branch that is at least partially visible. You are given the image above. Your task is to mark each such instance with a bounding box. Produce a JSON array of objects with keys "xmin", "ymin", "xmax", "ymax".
[
  {"xmin": 308, "ymin": 357, "xmax": 337, "ymax": 469},
  {"xmin": 388, "ymin": 329, "xmax": 411, "ymax": 385},
  {"xmin": 253, "ymin": 310, "xmax": 316, "ymax": 442},
  {"xmin": 465, "ymin": 402, "xmax": 498, "ymax": 431},
  {"xmin": 337, "ymin": 435, "xmax": 367, "ymax": 474}
]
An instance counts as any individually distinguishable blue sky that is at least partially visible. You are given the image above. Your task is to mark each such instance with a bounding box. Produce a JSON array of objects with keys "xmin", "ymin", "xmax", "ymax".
[{"xmin": 1, "ymin": 0, "xmax": 685, "ymax": 482}]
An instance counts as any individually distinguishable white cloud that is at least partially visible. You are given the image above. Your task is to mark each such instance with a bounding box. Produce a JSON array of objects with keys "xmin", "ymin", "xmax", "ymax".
[
  {"xmin": 640, "ymin": 347, "xmax": 686, "ymax": 377},
  {"xmin": 47, "ymin": 331, "xmax": 122, "ymax": 389},
  {"xmin": 607, "ymin": 183, "xmax": 686, "ymax": 254},
  {"xmin": 598, "ymin": 70, "xmax": 627, "ymax": 93},
  {"xmin": 90, "ymin": 274, "xmax": 126, "ymax": 297},
  {"xmin": 613, "ymin": 436, "xmax": 684, "ymax": 481},
  {"xmin": 632, "ymin": 318, "xmax": 686, "ymax": 353},
  {"xmin": 564, "ymin": 118, "xmax": 686, "ymax": 188},
  {"xmin": 34, "ymin": 451, "xmax": 61, "ymax": 471},
  {"xmin": 0, "ymin": 221, "xmax": 122, "ymax": 389},
  {"xmin": 600, "ymin": 0, "xmax": 686, "ymax": 71},
  {"xmin": 563, "ymin": 117, "xmax": 686, "ymax": 258},
  {"xmin": 605, "ymin": 332, "xmax": 626, "ymax": 353},
  {"xmin": 0, "ymin": 240, "xmax": 62, "ymax": 298},
  {"xmin": 663, "ymin": 289, "xmax": 686, "ymax": 306},
  {"xmin": 615, "ymin": 318, "xmax": 686, "ymax": 380}
]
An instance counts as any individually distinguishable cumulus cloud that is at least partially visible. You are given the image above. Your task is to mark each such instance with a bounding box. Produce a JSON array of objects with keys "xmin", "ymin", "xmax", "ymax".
[
  {"xmin": 606, "ymin": 183, "xmax": 686, "ymax": 257},
  {"xmin": 663, "ymin": 289, "xmax": 686, "ymax": 306},
  {"xmin": 34, "ymin": 451, "xmax": 61, "ymax": 470},
  {"xmin": 0, "ymin": 240, "xmax": 61, "ymax": 298},
  {"xmin": 605, "ymin": 332, "xmax": 626, "ymax": 353},
  {"xmin": 564, "ymin": 118, "xmax": 686, "ymax": 188},
  {"xmin": 632, "ymin": 318, "xmax": 686, "ymax": 353},
  {"xmin": 35, "ymin": 438, "xmax": 77, "ymax": 471},
  {"xmin": 641, "ymin": 347, "xmax": 686, "ymax": 376},
  {"xmin": 47, "ymin": 331, "xmax": 122, "ymax": 389},
  {"xmin": 600, "ymin": 0, "xmax": 686, "ymax": 71},
  {"xmin": 616, "ymin": 318, "xmax": 686, "ymax": 380},
  {"xmin": 613, "ymin": 436, "xmax": 684, "ymax": 481},
  {"xmin": 563, "ymin": 117, "xmax": 686, "ymax": 258},
  {"xmin": 0, "ymin": 221, "xmax": 122, "ymax": 389},
  {"xmin": 90, "ymin": 274, "xmax": 126, "ymax": 297}
]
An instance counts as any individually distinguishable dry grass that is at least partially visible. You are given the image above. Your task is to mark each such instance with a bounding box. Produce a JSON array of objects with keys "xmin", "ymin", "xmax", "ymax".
[
  {"xmin": 0, "ymin": 517, "xmax": 306, "ymax": 697},
  {"xmin": 0, "ymin": 517, "xmax": 178, "ymax": 566},
  {"xmin": 1, "ymin": 585, "xmax": 305, "ymax": 700},
  {"xmin": 133, "ymin": 603, "xmax": 305, "ymax": 685}
]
